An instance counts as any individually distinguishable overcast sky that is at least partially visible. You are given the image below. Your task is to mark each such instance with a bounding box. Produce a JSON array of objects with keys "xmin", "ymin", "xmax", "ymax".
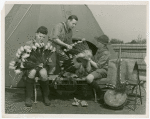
[
  {"xmin": 88, "ymin": 5, "xmax": 147, "ymax": 43},
  {"xmin": 5, "ymin": 4, "xmax": 147, "ymax": 43}
]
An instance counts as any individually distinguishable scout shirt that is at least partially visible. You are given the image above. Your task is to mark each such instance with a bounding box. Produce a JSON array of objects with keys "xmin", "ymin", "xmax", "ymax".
[
  {"xmin": 50, "ymin": 22, "xmax": 73, "ymax": 52},
  {"xmin": 92, "ymin": 46, "xmax": 110, "ymax": 71}
]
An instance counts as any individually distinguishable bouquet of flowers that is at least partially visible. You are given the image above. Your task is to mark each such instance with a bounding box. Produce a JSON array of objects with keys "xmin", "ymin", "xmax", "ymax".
[
  {"xmin": 9, "ymin": 42, "xmax": 56, "ymax": 80},
  {"xmin": 60, "ymin": 39, "xmax": 93, "ymax": 77}
]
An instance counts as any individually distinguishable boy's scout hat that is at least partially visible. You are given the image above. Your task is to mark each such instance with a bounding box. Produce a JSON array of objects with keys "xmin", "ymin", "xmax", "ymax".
[{"xmin": 94, "ymin": 35, "xmax": 109, "ymax": 45}]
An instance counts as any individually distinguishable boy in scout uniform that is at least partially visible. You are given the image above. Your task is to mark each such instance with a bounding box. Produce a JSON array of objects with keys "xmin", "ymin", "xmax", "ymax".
[
  {"xmin": 25, "ymin": 26, "xmax": 51, "ymax": 107},
  {"xmin": 85, "ymin": 35, "xmax": 110, "ymax": 98}
]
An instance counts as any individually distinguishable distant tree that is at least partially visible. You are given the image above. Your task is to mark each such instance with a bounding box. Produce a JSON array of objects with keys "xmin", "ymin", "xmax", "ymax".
[
  {"xmin": 137, "ymin": 38, "xmax": 146, "ymax": 44},
  {"xmin": 127, "ymin": 39, "xmax": 146, "ymax": 44},
  {"xmin": 127, "ymin": 35, "xmax": 146, "ymax": 44},
  {"xmin": 110, "ymin": 38, "xmax": 124, "ymax": 44},
  {"xmin": 130, "ymin": 40, "xmax": 137, "ymax": 44},
  {"xmin": 142, "ymin": 39, "xmax": 146, "ymax": 44}
]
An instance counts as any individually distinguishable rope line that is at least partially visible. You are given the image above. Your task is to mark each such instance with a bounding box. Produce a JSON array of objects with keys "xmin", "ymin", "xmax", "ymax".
[{"xmin": 6, "ymin": 4, "xmax": 32, "ymax": 41}]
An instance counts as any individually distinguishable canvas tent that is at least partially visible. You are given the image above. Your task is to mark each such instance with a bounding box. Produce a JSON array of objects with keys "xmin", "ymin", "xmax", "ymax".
[{"xmin": 5, "ymin": 4, "xmax": 116, "ymax": 88}]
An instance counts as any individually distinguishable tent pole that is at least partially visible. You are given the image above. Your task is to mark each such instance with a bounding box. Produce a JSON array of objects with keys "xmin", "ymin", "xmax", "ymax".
[{"xmin": 6, "ymin": 4, "xmax": 32, "ymax": 41}]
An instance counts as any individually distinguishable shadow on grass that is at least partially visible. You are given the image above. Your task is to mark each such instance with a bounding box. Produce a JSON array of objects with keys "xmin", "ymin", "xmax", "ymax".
[
  {"xmin": 5, "ymin": 85, "xmax": 95, "ymax": 103},
  {"xmin": 49, "ymin": 85, "xmax": 94, "ymax": 101}
]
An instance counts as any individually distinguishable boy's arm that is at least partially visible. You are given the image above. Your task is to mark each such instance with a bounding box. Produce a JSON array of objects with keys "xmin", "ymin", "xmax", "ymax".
[
  {"xmin": 88, "ymin": 59, "xmax": 98, "ymax": 69},
  {"xmin": 85, "ymin": 60, "xmax": 92, "ymax": 72},
  {"xmin": 88, "ymin": 51, "xmax": 110, "ymax": 69},
  {"xmin": 96, "ymin": 51, "xmax": 110, "ymax": 68}
]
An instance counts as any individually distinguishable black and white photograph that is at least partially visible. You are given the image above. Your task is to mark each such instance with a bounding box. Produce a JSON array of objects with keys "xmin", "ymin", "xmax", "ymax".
[{"xmin": 2, "ymin": 1, "xmax": 149, "ymax": 118}]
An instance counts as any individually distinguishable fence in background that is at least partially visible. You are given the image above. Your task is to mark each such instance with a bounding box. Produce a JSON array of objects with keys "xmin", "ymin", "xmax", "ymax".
[{"xmin": 112, "ymin": 44, "xmax": 146, "ymax": 76}]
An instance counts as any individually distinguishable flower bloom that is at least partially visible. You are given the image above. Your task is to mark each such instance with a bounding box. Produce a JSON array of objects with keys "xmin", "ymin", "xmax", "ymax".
[
  {"xmin": 24, "ymin": 45, "xmax": 31, "ymax": 50},
  {"xmin": 47, "ymin": 42, "xmax": 51, "ymax": 47},
  {"xmin": 14, "ymin": 69, "xmax": 22, "ymax": 74},
  {"xmin": 20, "ymin": 46, "xmax": 24, "ymax": 52},
  {"xmin": 22, "ymin": 53, "xmax": 30, "ymax": 59},
  {"xmin": 9, "ymin": 66, "xmax": 16, "ymax": 70},
  {"xmin": 17, "ymin": 49, "xmax": 22, "ymax": 55},
  {"xmin": 32, "ymin": 45, "xmax": 37, "ymax": 50},
  {"xmin": 49, "ymin": 45, "xmax": 53, "ymax": 50},
  {"xmin": 35, "ymin": 43, "xmax": 40, "ymax": 47},
  {"xmin": 52, "ymin": 47, "xmax": 56, "ymax": 52},
  {"xmin": 77, "ymin": 41, "xmax": 82, "ymax": 43},
  {"xmin": 45, "ymin": 45, "xmax": 48, "ymax": 49},
  {"xmin": 22, "ymin": 58, "xmax": 25, "ymax": 62},
  {"xmin": 9, "ymin": 61, "xmax": 16, "ymax": 66},
  {"xmin": 25, "ymin": 49, "xmax": 31, "ymax": 53},
  {"xmin": 16, "ymin": 53, "xmax": 20, "ymax": 58}
]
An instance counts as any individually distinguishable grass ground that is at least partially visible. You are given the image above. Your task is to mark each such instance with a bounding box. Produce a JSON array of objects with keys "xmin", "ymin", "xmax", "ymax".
[{"xmin": 5, "ymin": 85, "xmax": 146, "ymax": 114}]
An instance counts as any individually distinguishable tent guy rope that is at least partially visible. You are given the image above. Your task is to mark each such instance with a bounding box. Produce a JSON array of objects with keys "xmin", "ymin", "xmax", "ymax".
[{"xmin": 6, "ymin": 4, "xmax": 32, "ymax": 41}]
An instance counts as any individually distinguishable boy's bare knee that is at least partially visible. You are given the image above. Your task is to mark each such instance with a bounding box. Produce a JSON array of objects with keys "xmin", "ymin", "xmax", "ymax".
[{"xmin": 86, "ymin": 74, "xmax": 94, "ymax": 83}]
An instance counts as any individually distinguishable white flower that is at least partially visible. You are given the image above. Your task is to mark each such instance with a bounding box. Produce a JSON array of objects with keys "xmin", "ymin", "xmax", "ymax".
[
  {"xmin": 9, "ymin": 61, "xmax": 16, "ymax": 66},
  {"xmin": 17, "ymin": 49, "xmax": 22, "ymax": 55},
  {"xmin": 52, "ymin": 47, "xmax": 56, "ymax": 52},
  {"xmin": 45, "ymin": 45, "xmax": 48, "ymax": 50},
  {"xmin": 35, "ymin": 43, "xmax": 40, "ymax": 47},
  {"xmin": 78, "ymin": 41, "xmax": 82, "ymax": 43},
  {"xmin": 20, "ymin": 46, "xmax": 24, "ymax": 52},
  {"xmin": 14, "ymin": 69, "xmax": 22, "ymax": 74},
  {"xmin": 9, "ymin": 63, "xmax": 15, "ymax": 67},
  {"xmin": 22, "ymin": 58, "xmax": 25, "ymax": 62},
  {"xmin": 32, "ymin": 45, "xmax": 37, "ymax": 50},
  {"xmin": 10, "ymin": 61, "xmax": 16, "ymax": 64},
  {"xmin": 74, "ymin": 42, "xmax": 77, "ymax": 45},
  {"xmin": 47, "ymin": 42, "xmax": 51, "ymax": 47},
  {"xmin": 38, "ymin": 63, "xmax": 43, "ymax": 68},
  {"xmin": 25, "ymin": 49, "xmax": 31, "ymax": 53},
  {"xmin": 71, "ymin": 44, "xmax": 75, "ymax": 47},
  {"xmin": 24, "ymin": 45, "xmax": 31, "ymax": 50},
  {"xmin": 9, "ymin": 66, "xmax": 16, "ymax": 70},
  {"xmin": 16, "ymin": 53, "xmax": 20, "ymax": 58},
  {"xmin": 22, "ymin": 53, "xmax": 30, "ymax": 59},
  {"xmin": 40, "ymin": 43, "xmax": 45, "ymax": 47},
  {"xmin": 49, "ymin": 45, "xmax": 53, "ymax": 50}
]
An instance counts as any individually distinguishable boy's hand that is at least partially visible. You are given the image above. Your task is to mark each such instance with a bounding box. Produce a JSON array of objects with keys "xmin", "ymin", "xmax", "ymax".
[
  {"xmin": 86, "ymin": 66, "xmax": 91, "ymax": 72},
  {"xmin": 83, "ymin": 56, "xmax": 91, "ymax": 61},
  {"xmin": 66, "ymin": 44, "xmax": 72, "ymax": 50}
]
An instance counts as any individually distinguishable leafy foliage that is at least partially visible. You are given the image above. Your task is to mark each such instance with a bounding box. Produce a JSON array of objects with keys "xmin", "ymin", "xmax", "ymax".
[{"xmin": 110, "ymin": 39, "xmax": 124, "ymax": 44}]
